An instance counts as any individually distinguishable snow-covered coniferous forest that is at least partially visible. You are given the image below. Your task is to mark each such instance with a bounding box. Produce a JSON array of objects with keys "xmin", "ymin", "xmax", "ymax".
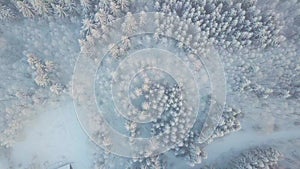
[{"xmin": 0, "ymin": 0, "xmax": 299, "ymax": 168}]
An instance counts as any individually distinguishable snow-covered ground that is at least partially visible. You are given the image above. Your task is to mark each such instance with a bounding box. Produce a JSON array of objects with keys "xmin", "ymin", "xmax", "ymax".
[{"xmin": 10, "ymin": 99, "xmax": 93, "ymax": 169}]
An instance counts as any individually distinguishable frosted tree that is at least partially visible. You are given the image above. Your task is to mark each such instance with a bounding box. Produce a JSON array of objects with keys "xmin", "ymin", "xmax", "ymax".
[
  {"xmin": 122, "ymin": 12, "xmax": 137, "ymax": 35},
  {"xmin": 154, "ymin": 0, "xmax": 283, "ymax": 49},
  {"xmin": 25, "ymin": 53, "xmax": 65, "ymax": 94},
  {"xmin": 0, "ymin": 4, "xmax": 15, "ymax": 20},
  {"xmin": 118, "ymin": 0, "xmax": 130, "ymax": 11},
  {"xmin": 210, "ymin": 105, "xmax": 242, "ymax": 140},
  {"xmin": 44, "ymin": 60, "xmax": 55, "ymax": 73},
  {"xmin": 129, "ymin": 155, "xmax": 166, "ymax": 169},
  {"xmin": 108, "ymin": 43, "xmax": 120, "ymax": 58},
  {"xmin": 16, "ymin": 0, "xmax": 35, "ymax": 18},
  {"xmin": 94, "ymin": 9, "xmax": 107, "ymax": 23},
  {"xmin": 110, "ymin": 1, "xmax": 120, "ymax": 16},
  {"xmin": 229, "ymin": 146, "xmax": 282, "ymax": 169},
  {"xmin": 81, "ymin": 18, "xmax": 96, "ymax": 36},
  {"xmin": 125, "ymin": 121, "xmax": 137, "ymax": 138},
  {"xmin": 173, "ymin": 131, "xmax": 207, "ymax": 166},
  {"xmin": 139, "ymin": 10, "xmax": 147, "ymax": 26},
  {"xmin": 80, "ymin": 0, "xmax": 91, "ymax": 10},
  {"xmin": 34, "ymin": 73, "xmax": 50, "ymax": 87},
  {"xmin": 50, "ymin": 83, "xmax": 64, "ymax": 95},
  {"xmin": 52, "ymin": 3, "xmax": 68, "ymax": 18},
  {"xmin": 30, "ymin": 0, "xmax": 50, "ymax": 16},
  {"xmin": 121, "ymin": 36, "xmax": 131, "ymax": 49}
]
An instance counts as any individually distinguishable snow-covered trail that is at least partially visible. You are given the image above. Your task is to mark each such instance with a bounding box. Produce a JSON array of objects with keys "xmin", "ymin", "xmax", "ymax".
[
  {"xmin": 8, "ymin": 95, "xmax": 300, "ymax": 168},
  {"xmin": 205, "ymin": 128, "xmax": 300, "ymax": 161}
]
